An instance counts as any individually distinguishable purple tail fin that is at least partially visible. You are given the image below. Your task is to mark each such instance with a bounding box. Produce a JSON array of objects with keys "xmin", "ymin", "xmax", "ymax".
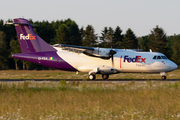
[{"xmin": 14, "ymin": 18, "xmax": 56, "ymax": 53}]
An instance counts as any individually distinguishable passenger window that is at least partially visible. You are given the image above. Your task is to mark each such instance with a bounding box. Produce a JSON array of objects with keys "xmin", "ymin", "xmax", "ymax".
[
  {"xmin": 157, "ymin": 56, "xmax": 161, "ymax": 59},
  {"xmin": 153, "ymin": 56, "xmax": 156, "ymax": 59}
]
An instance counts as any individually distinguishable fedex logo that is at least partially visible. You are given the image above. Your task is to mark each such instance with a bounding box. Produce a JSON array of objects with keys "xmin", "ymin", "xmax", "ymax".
[
  {"xmin": 124, "ymin": 55, "xmax": 146, "ymax": 63},
  {"xmin": 20, "ymin": 34, "xmax": 36, "ymax": 40}
]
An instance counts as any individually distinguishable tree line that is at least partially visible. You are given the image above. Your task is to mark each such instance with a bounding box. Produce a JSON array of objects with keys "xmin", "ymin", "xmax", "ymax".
[{"xmin": 0, "ymin": 18, "xmax": 179, "ymax": 70}]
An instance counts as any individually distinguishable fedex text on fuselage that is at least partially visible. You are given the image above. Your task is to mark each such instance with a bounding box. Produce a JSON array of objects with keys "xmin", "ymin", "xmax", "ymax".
[{"xmin": 124, "ymin": 55, "xmax": 146, "ymax": 63}]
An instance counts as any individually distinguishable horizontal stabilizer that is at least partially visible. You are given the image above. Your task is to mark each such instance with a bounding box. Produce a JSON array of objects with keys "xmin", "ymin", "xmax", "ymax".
[{"xmin": 5, "ymin": 22, "xmax": 38, "ymax": 26}]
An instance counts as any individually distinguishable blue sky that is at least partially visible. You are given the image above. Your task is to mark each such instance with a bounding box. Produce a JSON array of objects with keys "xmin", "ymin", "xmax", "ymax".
[{"xmin": 1, "ymin": 0, "xmax": 180, "ymax": 36}]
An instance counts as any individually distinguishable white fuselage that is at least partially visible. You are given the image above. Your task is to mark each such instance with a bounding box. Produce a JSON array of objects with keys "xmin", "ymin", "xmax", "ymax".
[{"xmin": 54, "ymin": 47, "xmax": 177, "ymax": 73}]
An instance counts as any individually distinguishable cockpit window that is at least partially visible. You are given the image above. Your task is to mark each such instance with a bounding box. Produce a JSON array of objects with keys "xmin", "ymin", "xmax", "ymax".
[
  {"xmin": 153, "ymin": 55, "xmax": 168, "ymax": 60},
  {"xmin": 157, "ymin": 56, "xmax": 161, "ymax": 59},
  {"xmin": 161, "ymin": 56, "xmax": 168, "ymax": 59},
  {"xmin": 153, "ymin": 56, "xmax": 157, "ymax": 59}
]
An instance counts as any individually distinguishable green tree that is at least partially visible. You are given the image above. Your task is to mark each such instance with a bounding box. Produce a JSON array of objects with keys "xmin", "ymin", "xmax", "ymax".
[
  {"xmin": 138, "ymin": 36, "xmax": 149, "ymax": 51},
  {"xmin": 148, "ymin": 26, "xmax": 167, "ymax": 55},
  {"xmin": 80, "ymin": 27, "xmax": 85, "ymax": 43},
  {"xmin": 99, "ymin": 26, "xmax": 123, "ymax": 48},
  {"xmin": 56, "ymin": 24, "xmax": 69, "ymax": 44},
  {"xmin": 99, "ymin": 27, "xmax": 109, "ymax": 47},
  {"xmin": 10, "ymin": 39, "xmax": 21, "ymax": 70},
  {"xmin": 172, "ymin": 35, "xmax": 180, "ymax": 65},
  {"xmin": 121, "ymin": 28, "xmax": 138, "ymax": 49},
  {"xmin": 68, "ymin": 21, "xmax": 81, "ymax": 45},
  {"xmin": 100, "ymin": 27, "xmax": 114, "ymax": 48},
  {"xmin": 0, "ymin": 19, "xmax": 4, "ymax": 31},
  {"xmin": 82, "ymin": 25, "xmax": 98, "ymax": 47},
  {"xmin": 34, "ymin": 20, "xmax": 54, "ymax": 44},
  {"xmin": 0, "ymin": 31, "xmax": 8, "ymax": 69},
  {"xmin": 113, "ymin": 26, "xmax": 123, "ymax": 48},
  {"xmin": 166, "ymin": 35, "xmax": 174, "ymax": 59},
  {"xmin": 106, "ymin": 27, "xmax": 114, "ymax": 47},
  {"xmin": 55, "ymin": 19, "xmax": 81, "ymax": 45},
  {"xmin": 3, "ymin": 19, "xmax": 16, "ymax": 48}
]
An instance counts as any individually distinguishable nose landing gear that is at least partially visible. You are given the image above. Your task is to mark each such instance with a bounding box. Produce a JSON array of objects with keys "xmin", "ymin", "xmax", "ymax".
[
  {"xmin": 160, "ymin": 72, "xmax": 167, "ymax": 80},
  {"xmin": 161, "ymin": 76, "xmax": 166, "ymax": 80}
]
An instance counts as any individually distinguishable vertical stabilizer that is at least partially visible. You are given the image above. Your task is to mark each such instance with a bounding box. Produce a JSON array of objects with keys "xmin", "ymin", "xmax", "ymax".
[{"xmin": 14, "ymin": 18, "xmax": 56, "ymax": 53}]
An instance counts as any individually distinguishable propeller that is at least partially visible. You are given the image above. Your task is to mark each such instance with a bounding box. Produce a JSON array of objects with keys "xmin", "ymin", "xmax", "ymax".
[
  {"xmin": 109, "ymin": 37, "xmax": 117, "ymax": 67},
  {"xmin": 109, "ymin": 49, "xmax": 116, "ymax": 67}
]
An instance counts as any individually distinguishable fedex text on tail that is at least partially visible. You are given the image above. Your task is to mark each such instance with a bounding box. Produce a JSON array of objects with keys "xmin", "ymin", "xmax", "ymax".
[{"xmin": 20, "ymin": 34, "xmax": 36, "ymax": 40}]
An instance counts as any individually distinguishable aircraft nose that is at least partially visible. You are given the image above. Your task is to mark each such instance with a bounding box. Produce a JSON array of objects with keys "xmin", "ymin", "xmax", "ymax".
[{"xmin": 170, "ymin": 61, "xmax": 178, "ymax": 70}]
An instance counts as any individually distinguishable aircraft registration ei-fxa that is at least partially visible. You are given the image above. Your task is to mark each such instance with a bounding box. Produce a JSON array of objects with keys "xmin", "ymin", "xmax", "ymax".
[{"xmin": 6, "ymin": 18, "xmax": 178, "ymax": 80}]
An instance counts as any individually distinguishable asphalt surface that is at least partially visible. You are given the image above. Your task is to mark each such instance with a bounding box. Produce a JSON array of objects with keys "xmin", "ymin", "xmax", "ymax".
[{"xmin": 0, "ymin": 79, "xmax": 179, "ymax": 81}]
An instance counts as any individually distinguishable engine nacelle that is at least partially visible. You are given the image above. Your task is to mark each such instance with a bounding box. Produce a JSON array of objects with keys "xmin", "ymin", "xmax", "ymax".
[
  {"xmin": 79, "ymin": 65, "xmax": 119, "ymax": 74},
  {"xmin": 97, "ymin": 65, "xmax": 119, "ymax": 74},
  {"xmin": 93, "ymin": 48, "xmax": 111, "ymax": 57}
]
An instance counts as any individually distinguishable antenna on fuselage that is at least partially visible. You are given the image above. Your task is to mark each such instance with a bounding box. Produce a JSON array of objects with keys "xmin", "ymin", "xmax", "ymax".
[
  {"xmin": 138, "ymin": 39, "xmax": 139, "ymax": 52},
  {"xmin": 150, "ymin": 49, "xmax": 152, "ymax": 52}
]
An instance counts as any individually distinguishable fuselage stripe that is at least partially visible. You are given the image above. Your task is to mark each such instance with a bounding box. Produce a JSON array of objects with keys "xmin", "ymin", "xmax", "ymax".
[{"xmin": 120, "ymin": 55, "xmax": 122, "ymax": 68}]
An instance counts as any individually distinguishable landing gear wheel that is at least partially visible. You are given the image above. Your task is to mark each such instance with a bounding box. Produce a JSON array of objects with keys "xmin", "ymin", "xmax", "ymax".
[
  {"xmin": 162, "ymin": 76, "xmax": 166, "ymax": 80},
  {"xmin": 102, "ymin": 74, "xmax": 109, "ymax": 80},
  {"xmin": 89, "ymin": 74, "xmax": 96, "ymax": 80}
]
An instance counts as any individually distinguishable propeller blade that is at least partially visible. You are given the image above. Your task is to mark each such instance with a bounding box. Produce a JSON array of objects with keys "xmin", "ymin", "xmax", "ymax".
[
  {"xmin": 111, "ymin": 54, "xmax": 114, "ymax": 67},
  {"xmin": 109, "ymin": 50, "xmax": 116, "ymax": 67}
]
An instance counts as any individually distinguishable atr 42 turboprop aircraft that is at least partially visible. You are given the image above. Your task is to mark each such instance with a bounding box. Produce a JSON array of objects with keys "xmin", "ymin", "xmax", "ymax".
[{"xmin": 6, "ymin": 18, "xmax": 177, "ymax": 80}]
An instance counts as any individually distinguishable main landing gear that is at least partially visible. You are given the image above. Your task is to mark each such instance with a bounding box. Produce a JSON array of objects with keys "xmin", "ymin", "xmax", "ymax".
[
  {"xmin": 102, "ymin": 74, "xmax": 109, "ymax": 80},
  {"xmin": 88, "ymin": 74, "xmax": 96, "ymax": 80},
  {"xmin": 88, "ymin": 74, "xmax": 109, "ymax": 80}
]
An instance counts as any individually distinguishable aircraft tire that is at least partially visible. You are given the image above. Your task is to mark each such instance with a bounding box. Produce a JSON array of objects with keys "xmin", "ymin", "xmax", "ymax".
[
  {"xmin": 102, "ymin": 74, "xmax": 109, "ymax": 80},
  {"xmin": 162, "ymin": 76, "xmax": 166, "ymax": 80},
  {"xmin": 89, "ymin": 74, "xmax": 96, "ymax": 80}
]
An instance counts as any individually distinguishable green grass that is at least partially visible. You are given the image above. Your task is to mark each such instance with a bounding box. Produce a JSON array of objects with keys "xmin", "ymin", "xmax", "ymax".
[
  {"xmin": 0, "ymin": 70, "xmax": 180, "ymax": 119},
  {"xmin": 0, "ymin": 81, "xmax": 180, "ymax": 119},
  {"xmin": 0, "ymin": 69, "xmax": 180, "ymax": 79}
]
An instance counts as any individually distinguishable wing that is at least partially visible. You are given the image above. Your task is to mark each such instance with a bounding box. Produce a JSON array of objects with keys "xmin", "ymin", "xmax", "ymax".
[{"xmin": 53, "ymin": 44, "xmax": 116, "ymax": 59}]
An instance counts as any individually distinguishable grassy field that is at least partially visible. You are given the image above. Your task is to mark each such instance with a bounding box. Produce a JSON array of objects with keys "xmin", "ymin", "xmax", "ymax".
[
  {"xmin": 0, "ymin": 69, "xmax": 179, "ymax": 79},
  {"xmin": 0, "ymin": 70, "xmax": 180, "ymax": 119},
  {"xmin": 0, "ymin": 81, "xmax": 180, "ymax": 119}
]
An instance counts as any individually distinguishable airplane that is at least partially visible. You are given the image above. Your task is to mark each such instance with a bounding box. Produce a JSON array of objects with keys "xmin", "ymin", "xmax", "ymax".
[{"xmin": 6, "ymin": 18, "xmax": 178, "ymax": 80}]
